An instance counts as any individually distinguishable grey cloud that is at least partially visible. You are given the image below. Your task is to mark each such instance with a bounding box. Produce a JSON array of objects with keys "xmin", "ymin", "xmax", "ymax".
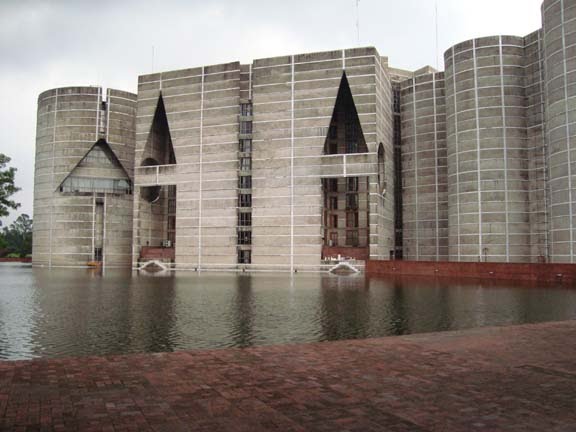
[{"xmin": 0, "ymin": 0, "xmax": 543, "ymax": 225}]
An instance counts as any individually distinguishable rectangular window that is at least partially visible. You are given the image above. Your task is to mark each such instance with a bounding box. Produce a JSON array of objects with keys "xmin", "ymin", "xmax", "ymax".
[
  {"xmin": 240, "ymin": 157, "xmax": 251, "ymax": 172},
  {"xmin": 240, "ymin": 103, "xmax": 252, "ymax": 116},
  {"xmin": 238, "ymin": 176, "xmax": 252, "ymax": 189},
  {"xmin": 238, "ymin": 249, "xmax": 251, "ymax": 264},
  {"xmin": 332, "ymin": 215, "xmax": 338, "ymax": 228},
  {"xmin": 346, "ymin": 194, "xmax": 358, "ymax": 210},
  {"xmin": 347, "ymin": 177, "xmax": 358, "ymax": 192},
  {"xmin": 238, "ymin": 230, "xmax": 252, "ymax": 245},
  {"xmin": 94, "ymin": 247, "xmax": 103, "ymax": 262},
  {"xmin": 327, "ymin": 178, "xmax": 338, "ymax": 192},
  {"xmin": 240, "ymin": 121, "xmax": 252, "ymax": 134},
  {"xmin": 329, "ymin": 232, "xmax": 338, "ymax": 247},
  {"xmin": 330, "ymin": 196, "xmax": 338, "ymax": 210},
  {"xmin": 167, "ymin": 215, "xmax": 176, "ymax": 231},
  {"xmin": 239, "ymin": 139, "xmax": 252, "ymax": 153},
  {"xmin": 393, "ymin": 89, "xmax": 401, "ymax": 113},
  {"xmin": 238, "ymin": 212, "xmax": 252, "ymax": 226},
  {"xmin": 239, "ymin": 194, "xmax": 252, "ymax": 207},
  {"xmin": 346, "ymin": 212, "xmax": 359, "ymax": 228},
  {"xmin": 346, "ymin": 230, "xmax": 359, "ymax": 247},
  {"xmin": 60, "ymin": 176, "xmax": 131, "ymax": 195}
]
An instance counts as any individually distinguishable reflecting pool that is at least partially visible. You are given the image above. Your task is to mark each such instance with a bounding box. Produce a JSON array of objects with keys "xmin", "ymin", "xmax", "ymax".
[{"xmin": 1, "ymin": 263, "xmax": 576, "ymax": 360}]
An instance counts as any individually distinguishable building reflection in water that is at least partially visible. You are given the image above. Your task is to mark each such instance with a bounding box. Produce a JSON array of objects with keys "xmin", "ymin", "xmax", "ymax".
[
  {"xmin": 130, "ymin": 271, "xmax": 178, "ymax": 353},
  {"xmin": 33, "ymin": 268, "xmax": 179, "ymax": 357},
  {"xmin": 2, "ymin": 264, "xmax": 576, "ymax": 360},
  {"xmin": 229, "ymin": 274, "xmax": 254, "ymax": 347},
  {"xmin": 0, "ymin": 265, "xmax": 40, "ymax": 359},
  {"xmin": 318, "ymin": 275, "xmax": 371, "ymax": 341}
]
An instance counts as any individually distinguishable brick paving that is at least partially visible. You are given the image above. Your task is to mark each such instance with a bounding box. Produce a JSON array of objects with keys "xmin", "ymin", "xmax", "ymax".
[{"xmin": 1, "ymin": 321, "xmax": 576, "ymax": 431}]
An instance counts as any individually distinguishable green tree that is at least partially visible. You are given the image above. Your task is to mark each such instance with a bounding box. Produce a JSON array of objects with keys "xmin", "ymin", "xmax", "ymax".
[
  {"xmin": 0, "ymin": 154, "xmax": 20, "ymax": 225},
  {"xmin": 3, "ymin": 214, "xmax": 32, "ymax": 257},
  {"xmin": 0, "ymin": 232, "xmax": 7, "ymax": 251}
]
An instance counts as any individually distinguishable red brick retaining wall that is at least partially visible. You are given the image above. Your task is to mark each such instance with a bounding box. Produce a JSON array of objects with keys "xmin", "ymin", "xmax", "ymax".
[
  {"xmin": 0, "ymin": 257, "xmax": 31, "ymax": 263},
  {"xmin": 139, "ymin": 247, "xmax": 175, "ymax": 261},
  {"xmin": 366, "ymin": 260, "xmax": 576, "ymax": 284}
]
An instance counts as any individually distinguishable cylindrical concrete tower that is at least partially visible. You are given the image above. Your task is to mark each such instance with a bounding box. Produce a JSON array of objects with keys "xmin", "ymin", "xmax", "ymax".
[
  {"xmin": 33, "ymin": 86, "xmax": 136, "ymax": 267},
  {"xmin": 400, "ymin": 72, "xmax": 448, "ymax": 261},
  {"xmin": 542, "ymin": 0, "xmax": 576, "ymax": 263},
  {"xmin": 445, "ymin": 36, "xmax": 531, "ymax": 262}
]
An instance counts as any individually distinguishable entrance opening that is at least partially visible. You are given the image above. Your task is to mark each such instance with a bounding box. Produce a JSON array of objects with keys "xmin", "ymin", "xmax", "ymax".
[{"xmin": 322, "ymin": 177, "xmax": 370, "ymax": 261}]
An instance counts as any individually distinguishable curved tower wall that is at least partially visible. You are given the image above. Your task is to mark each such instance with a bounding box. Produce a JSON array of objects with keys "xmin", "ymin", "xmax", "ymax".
[
  {"xmin": 400, "ymin": 72, "xmax": 448, "ymax": 261},
  {"xmin": 524, "ymin": 29, "xmax": 550, "ymax": 262},
  {"xmin": 542, "ymin": 0, "xmax": 576, "ymax": 263},
  {"xmin": 33, "ymin": 86, "xmax": 136, "ymax": 267},
  {"xmin": 444, "ymin": 36, "xmax": 531, "ymax": 262}
]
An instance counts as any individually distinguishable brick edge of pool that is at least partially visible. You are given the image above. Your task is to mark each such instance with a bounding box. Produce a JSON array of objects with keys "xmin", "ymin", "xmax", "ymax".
[
  {"xmin": 1, "ymin": 320, "xmax": 576, "ymax": 431},
  {"xmin": 367, "ymin": 260, "xmax": 576, "ymax": 284}
]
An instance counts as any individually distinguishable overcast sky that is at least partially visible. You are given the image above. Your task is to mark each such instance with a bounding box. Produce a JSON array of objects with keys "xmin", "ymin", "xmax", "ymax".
[{"xmin": 0, "ymin": 0, "xmax": 543, "ymax": 226}]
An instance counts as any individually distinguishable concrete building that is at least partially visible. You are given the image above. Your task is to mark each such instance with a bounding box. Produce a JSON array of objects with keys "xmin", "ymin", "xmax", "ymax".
[{"xmin": 33, "ymin": 0, "xmax": 576, "ymax": 269}]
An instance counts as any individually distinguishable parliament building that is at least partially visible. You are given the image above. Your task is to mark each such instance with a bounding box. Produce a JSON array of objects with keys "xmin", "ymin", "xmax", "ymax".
[{"xmin": 32, "ymin": 0, "xmax": 576, "ymax": 270}]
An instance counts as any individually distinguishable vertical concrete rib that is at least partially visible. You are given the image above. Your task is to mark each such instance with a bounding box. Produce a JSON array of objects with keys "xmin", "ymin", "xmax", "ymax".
[
  {"xmin": 472, "ymin": 39, "xmax": 483, "ymax": 260},
  {"xmin": 433, "ymin": 74, "xmax": 440, "ymax": 259},
  {"xmin": 105, "ymin": 89, "xmax": 111, "ymax": 143},
  {"xmin": 499, "ymin": 36, "xmax": 511, "ymax": 261},
  {"xmin": 290, "ymin": 56, "xmax": 295, "ymax": 272},
  {"xmin": 412, "ymin": 80, "xmax": 420, "ymax": 260},
  {"xmin": 445, "ymin": 45, "xmax": 463, "ymax": 261},
  {"xmin": 198, "ymin": 67, "xmax": 205, "ymax": 269},
  {"xmin": 248, "ymin": 64, "xmax": 252, "ymax": 100},
  {"xmin": 49, "ymin": 91, "xmax": 58, "ymax": 268}
]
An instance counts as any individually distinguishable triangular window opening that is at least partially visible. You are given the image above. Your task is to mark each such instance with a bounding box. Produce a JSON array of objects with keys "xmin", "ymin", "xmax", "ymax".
[
  {"xmin": 59, "ymin": 140, "xmax": 132, "ymax": 195},
  {"xmin": 143, "ymin": 95, "xmax": 176, "ymax": 166},
  {"xmin": 324, "ymin": 73, "xmax": 368, "ymax": 155}
]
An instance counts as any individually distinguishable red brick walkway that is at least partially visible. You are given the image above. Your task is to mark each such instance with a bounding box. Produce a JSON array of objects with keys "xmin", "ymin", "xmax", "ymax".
[{"xmin": 2, "ymin": 321, "xmax": 576, "ymax": 431}]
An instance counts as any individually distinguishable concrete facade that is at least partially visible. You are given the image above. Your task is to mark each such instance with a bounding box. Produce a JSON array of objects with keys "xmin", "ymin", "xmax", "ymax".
[
  {"xmin": 32, "ymin": 0, "xmax": 576, "ymax": 268},
  {"xmin": 132, "ymin": 49, "xmax": 393, "ymax": 271}
]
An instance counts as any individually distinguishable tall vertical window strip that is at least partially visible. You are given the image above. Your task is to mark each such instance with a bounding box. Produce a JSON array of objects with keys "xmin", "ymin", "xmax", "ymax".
[{"xmin": 237, "ymin": 101, "xmax": 253, "ymax": 264}]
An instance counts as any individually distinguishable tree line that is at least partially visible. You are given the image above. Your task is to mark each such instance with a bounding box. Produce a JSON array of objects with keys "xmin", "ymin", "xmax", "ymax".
[{"xmin": 0, "ymin": 154, "xmax": 32, "ymax": 258}]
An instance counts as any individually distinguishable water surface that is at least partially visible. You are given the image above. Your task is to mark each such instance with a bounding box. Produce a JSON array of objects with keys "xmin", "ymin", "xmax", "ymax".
[{"xmin": 1, "ymin": 263, "xmax": 576, "ymax": 360}]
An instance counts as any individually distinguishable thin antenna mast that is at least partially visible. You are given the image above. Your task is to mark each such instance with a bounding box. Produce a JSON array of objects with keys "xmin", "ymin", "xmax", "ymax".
[
  {"xmin": 356, "ymin": 0, "xmax": 360, "ymax": 46},
  {"xmin": 435, "ymin": 1, "xmax": 439, "ymax": 69},
  {"xmin": 152, "ymin": 46, "xmax": 155, "ymax": 73}
]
